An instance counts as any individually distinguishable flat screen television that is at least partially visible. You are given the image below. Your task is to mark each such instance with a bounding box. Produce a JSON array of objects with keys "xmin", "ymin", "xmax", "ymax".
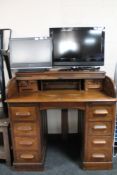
[
  {"xmin": 50, "ymin": 27, "xmax": 105, "ymax": 67},
  {"xmin": 10, "ymin": 37, "xmax": 52, "ymax": 70}
]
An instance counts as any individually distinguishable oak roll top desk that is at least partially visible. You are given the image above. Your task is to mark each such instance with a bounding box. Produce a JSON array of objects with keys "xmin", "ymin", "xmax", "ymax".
[{"xmin": 6, "ymin": 70, "xmax": 117, "ymax": 170}]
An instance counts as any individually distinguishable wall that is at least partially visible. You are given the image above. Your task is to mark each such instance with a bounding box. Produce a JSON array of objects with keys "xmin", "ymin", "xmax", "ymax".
[{"xmin": 0, "ymin": 0, "xmax": 117, "ymax": 133}]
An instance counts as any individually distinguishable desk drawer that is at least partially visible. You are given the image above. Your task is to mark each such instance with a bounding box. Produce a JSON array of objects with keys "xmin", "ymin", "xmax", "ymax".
[
  {"xmin": 15, "ymin": 151, "xmax": 41, "ymax": 163},
  {"xmin": 13, "ymin": 123, "xmax": 37, "ymax": 136},
  {"xmin": 18, "ymin": 80, "xmax": 38, "ymax": 93},
  {"xmin": 14, "ymin": 137, "xmax": 38, "ymax": 150},
  {"xmin": 87, "ymin": 149, "xmax": 112, "ymax": 162},
  {"xmin": 87, "ymin": 136, "xmax": 112, "ymax": 150},
  {"xmin": 88, "ymin": 122, "xmax": 112, "ymax": 135},
  {"xmin": 10, "ymin": 107, "xmax": 37, "ymax": 121},
  {"xmin": 88, "ymin": 105, "xmax": 114, "ymax": 121}
]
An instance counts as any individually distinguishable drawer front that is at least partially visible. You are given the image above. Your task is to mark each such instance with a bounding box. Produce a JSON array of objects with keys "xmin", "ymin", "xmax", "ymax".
[
  {"xmin": 85, "ymin": 79, "xmax": 103, "ymax": 91},
  {"xmin": 13, "ymin": 123, "xmax": 37, "ymax": 136},
  {"xmin": 88, "ymin": 122, "xmax": 112, "ymax": 135},
  {"xmin": 87, "ymin": 136, "xmax": 112, "ymax": 150},
  {"xmin": 88, "ymin": 105, "xmax": 114, "ymax": 121},
  {"xmin": 14, "ymin": 137, "xmax": 38, "ymax": 150},
  {"xmin": 18, "ymin": 80, "xmax": 38, "ymax": 93},
  {"xmin": 15, "ymin": 151, "xmax": 41, "ymax": 163},
  {"xmin": 87, "ymin": 149, "xmax": 112, "ymax": 162},
  {"xmin": 10, "ymin": 107, "xmax": 37, "ymax": 121}
]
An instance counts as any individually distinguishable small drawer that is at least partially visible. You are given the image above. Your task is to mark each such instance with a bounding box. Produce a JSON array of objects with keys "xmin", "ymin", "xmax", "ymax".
[
  {"xmin": 85, "ymin": 79, "xmax": 103, "ymax": 91},
  {"xmin": 14, "ymin": 137, "xmax": 39, "ymax": 150},
  {"xmin": 10, "ymin": 107, "xmax": 37, "ymax": 121},
  {"xmin": 87, "ymin": 150, "xmax": 112, "ymax": 162},
  {"xmin": 15, "ymin": 151, "xmax": 41, "ymax": 163},
  {"xmin": 18, "ymin": 80, "xmax": 38, "ymax": 93},
  {"xmin": 88, "ymin": 122, "xmax": 112, "ymax": 135},
  {"xmin": 88, "ymin": 105, "xmax": 115, "ymax": 121},
  {"xmin": 13, "ymin": 123, "xmax": 37, "ymax": 136},
  {"xmin": 87, "ymin": 136, "xmax": 112, "ymax": 150}
]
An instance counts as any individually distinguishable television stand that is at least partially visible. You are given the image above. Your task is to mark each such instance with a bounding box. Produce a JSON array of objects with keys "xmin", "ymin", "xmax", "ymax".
[{"xmin": 58, "ymin": 66, "xmax": 100, "ymax": 71}]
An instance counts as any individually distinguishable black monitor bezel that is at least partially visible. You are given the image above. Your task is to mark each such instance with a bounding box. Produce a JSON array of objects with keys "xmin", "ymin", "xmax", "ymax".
[{"xmin": 50, "ymin": 27, "xmax": 105, "ymax": 67}]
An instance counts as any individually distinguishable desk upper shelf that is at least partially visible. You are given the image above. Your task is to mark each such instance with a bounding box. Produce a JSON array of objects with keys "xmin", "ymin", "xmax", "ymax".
[{"xmin": 15, "ymin": 70, "xmax": 106, "ymax": 80}]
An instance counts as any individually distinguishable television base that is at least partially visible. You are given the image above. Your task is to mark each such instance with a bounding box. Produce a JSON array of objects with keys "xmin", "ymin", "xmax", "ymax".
[{"xmin": 58, "ymin": 66, "xmax": 100, "ymax": 71}]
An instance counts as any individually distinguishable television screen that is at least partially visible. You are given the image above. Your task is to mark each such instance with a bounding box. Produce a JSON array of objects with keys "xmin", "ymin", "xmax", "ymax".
[
  {"xmin": 10, "ymin": 37, "xmax": 52, "ymax": 70},
  {"xmin": 50, "ymin": 27, "xmax": 105, "ymax": 67}
]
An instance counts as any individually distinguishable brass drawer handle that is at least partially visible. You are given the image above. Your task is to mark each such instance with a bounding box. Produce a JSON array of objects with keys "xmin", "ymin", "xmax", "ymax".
[
  {"xmin": 17, "ymin": 126, "xmax": 32, "ymax": 131},
  {"xmin": 16, "ymin": 112, "xmax": 31, "ymax": 116},
  {"xmin": 19, "ymin": 141, "xmax": 33, "ymax": 146},
  {"xmin": 92, "ymin": 153, "xmax": 105, "ymax": 158},
  {"xmin": 93, "ymin": 125, "xmax": 107, "ymax": 130},
  {"xmin": 93, "ymin": 140, "xmax": 107, "ymax": 144},
  {"xmin": 20, "ymin": 154, "xmax": 34, "ymax": 159},
  {"xmin": 93, "ymin": 109, "xmax": 108, "ymax": 115}
]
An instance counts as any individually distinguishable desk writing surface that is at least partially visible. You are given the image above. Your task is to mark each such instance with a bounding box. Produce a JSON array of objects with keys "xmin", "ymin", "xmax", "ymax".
[{"xmin": 7, "ymin": 90, "xmax": 116, "ymax": 103}]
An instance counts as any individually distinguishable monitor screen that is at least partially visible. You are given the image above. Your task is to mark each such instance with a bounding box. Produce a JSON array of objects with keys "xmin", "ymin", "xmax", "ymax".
[
  {"xmin": 10, "ymin": 37, "xmax": 52, "ymax": 70},
  {"xmin": 50, "ymin": 27, "xmax": 105, "ymax": 67}
]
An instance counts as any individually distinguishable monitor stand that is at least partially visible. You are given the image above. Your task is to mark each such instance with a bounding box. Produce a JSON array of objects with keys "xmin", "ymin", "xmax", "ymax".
[{"xmin": 17, "ymin": 68, "xmax": 50, "ymax": 73}]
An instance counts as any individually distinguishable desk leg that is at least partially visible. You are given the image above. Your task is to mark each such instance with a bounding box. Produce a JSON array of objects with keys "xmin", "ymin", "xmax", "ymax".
[
  {"xmin": 42, "ymin": 110, "xmax": 48, "ymax": 135},
  {"xmin": 61, "ymin": 109, "xmax": 68, "ymax": 140},
  {"xmin": 78, "ymin": 110, "xmax": 83, "ymax": 134},
  {"xmin": 3, "ymin": 126, "xmax": 11, "ymax": 166},
  {"xmin": 40, "ymin": 110, "xmax": 48, "ymax": 149},
  {"xmin": 78, "ymin": 110, "xmax": 85, "ymax": 160}
]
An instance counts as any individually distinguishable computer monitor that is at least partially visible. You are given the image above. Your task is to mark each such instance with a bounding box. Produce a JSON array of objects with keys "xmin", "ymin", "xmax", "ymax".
[{"xmin": 10, "ymin": 37, "xmax": 52, "ymax": 70}]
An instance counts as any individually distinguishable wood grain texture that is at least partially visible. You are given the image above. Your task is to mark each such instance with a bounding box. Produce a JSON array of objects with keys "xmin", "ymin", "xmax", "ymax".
[
  {"xmin": 15, "ymin": 70, "xmax": 106, "ymax": 80},
  {"xmin": 103, "ymin": 76, "xmax": 116, "ymax": 97},
  {"xmin": 6, "ymin": 90, "xmax": 117, "ymax": 103},
  {"xmin": 6, "ymin": 77, "xmax": 18, "ymax": 99}
]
